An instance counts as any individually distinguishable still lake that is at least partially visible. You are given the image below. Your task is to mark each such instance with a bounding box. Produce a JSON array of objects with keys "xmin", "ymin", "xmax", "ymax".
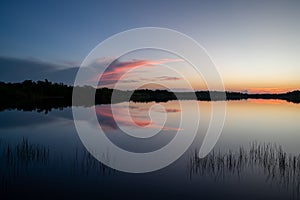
[{"xmin": 0, "ymin": 100, "xmax": 300, "ymax": 199}]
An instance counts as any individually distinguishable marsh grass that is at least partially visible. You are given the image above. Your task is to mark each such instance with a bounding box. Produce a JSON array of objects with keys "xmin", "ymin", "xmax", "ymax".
[
  {"xmin": 2, "ymin": 138, "xmax": 49, "ymax": 172},
  {"xmin": 188, "ymin": 142, "xmax": 300, "ymax": 199},
  {"xmin": 71, "ymin": 146, "xmax": 115, "ymax": 176},
  {"xmin": 0, "ymin": 138, "xmax": 50, "ymax": 191},
  {"xmin": 0, "ymin": 138, "xmax": 114, "ymax": 191}
]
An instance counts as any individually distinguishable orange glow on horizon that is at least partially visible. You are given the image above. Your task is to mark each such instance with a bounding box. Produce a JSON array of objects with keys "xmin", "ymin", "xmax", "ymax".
[
  {"xmin": 87, "ymin": 58, "xmax": 300, "ymax": 94},
  {"xmin": 246, "ymin": 88, "xmax": 293, "ymax": 94},
  {"xmin": 222, "ymin": 83, "xmax": 300, "ymax": 94}
]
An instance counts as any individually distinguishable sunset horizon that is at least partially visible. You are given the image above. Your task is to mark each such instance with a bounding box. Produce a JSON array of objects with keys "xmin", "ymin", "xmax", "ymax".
[{"xmin": 1, "ymin": 1, "xmax": 300, "ymax": 199}]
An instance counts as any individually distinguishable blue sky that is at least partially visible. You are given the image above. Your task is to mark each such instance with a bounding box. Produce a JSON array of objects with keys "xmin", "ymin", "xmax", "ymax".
[{"xmin": 0, "ymin": 0, "xmax": 300, "ymax": 92}]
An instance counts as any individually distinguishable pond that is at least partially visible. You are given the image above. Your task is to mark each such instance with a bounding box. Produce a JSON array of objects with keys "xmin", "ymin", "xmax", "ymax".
[{"xmin": 0, "ymin": 100, "xmax": 300, "ymax": 199}]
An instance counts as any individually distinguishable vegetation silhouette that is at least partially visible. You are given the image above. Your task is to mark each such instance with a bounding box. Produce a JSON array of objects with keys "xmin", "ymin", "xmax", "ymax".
[
  {"xmin": 188, "ymin": 142, "xmax": 300, "ymax": 199},
  {"xmin": 0, "ymin": 138, "xmax": 114, "ymax": 195},
  {"xmin": 1, "ymin": 138, "xmax": 299, "ymax": 199},
  {"xmin": 0, "ymin": 80, "xmax": 299, "ymax": 112}
]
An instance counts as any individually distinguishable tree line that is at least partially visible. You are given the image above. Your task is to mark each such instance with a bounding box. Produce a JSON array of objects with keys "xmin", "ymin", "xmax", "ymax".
[{"xmin": 0, "ymin": 80, "xmax": 299, "ymax": 113}]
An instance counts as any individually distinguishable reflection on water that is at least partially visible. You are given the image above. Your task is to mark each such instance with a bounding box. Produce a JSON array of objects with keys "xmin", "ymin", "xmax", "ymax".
[
  {"xmin": 189, "ymin": 142, "xmax": 300, "ymax": 199},
  {"xmin": 95, "ymin": 101, "xmax": 183, "ymax": 153},
  {"xmin": 0, "ymin": 100, "xmax": 300, "ymax": 199},
  {"xmin": 96, "ymin": 101, "xmax": 182, "ymax": 131},
  {"xmin": 0, "ymin": 138, "xmax": 114, "ymax": 193},
  {"xmin": 1, "ymin": 138, "xmax": 300, "ymax": 199}
]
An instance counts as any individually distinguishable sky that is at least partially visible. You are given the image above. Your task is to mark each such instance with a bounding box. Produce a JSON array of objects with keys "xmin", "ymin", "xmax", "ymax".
[{"xmin": 0, "ymin": 0, "xmax": 300, "ymax": 93}]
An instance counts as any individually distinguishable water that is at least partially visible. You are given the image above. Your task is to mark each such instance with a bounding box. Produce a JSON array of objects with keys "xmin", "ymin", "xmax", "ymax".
[{"xmin": 0, "ymin": 100, "xmax": 300, "ymax": 199}]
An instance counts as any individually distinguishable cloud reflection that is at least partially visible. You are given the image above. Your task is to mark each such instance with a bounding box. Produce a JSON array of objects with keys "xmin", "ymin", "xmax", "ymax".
[{"xmin": 95, "ymin": 103, "xmax": 181, "ymax": 132}]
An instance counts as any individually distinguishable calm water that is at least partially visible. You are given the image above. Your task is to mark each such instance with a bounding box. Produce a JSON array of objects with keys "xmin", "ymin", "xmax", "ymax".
[{"xmin": 0, "ymin": 100, "xmax": 300, "ymax": 199}]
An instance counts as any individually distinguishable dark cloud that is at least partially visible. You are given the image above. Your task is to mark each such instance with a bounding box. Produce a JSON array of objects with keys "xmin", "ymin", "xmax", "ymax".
[{"xmin": 0, "ymin": 56, "xmax": 79, "ymax": 85}]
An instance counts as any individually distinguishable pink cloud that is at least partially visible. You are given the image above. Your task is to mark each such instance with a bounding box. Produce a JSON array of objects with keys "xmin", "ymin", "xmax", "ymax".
[
  {"xmin": 140, "ymin": 76, "xmax": 182, "ymax": 82},
  {"xmin": 89, "ymin": 58, "xmax": 183, "ymax": 86}
]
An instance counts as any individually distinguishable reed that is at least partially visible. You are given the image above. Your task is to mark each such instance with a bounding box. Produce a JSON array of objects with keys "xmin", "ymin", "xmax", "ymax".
[
  {"xmin": 71, "ymin": 146, "xmax": 115, "ymax": 176},
  {"xmin": 0, "ymin": 138, "xmax": 114, "ymax": 192},
  {"xmin": 188, "ymin": 142, "xmax": 300, "ymax": 199}
]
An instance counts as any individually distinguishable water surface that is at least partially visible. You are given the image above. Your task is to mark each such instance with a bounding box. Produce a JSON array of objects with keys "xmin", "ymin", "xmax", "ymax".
[{"xmin": 0, "ymin": 100, "xmax": 300, "ymax": 199}]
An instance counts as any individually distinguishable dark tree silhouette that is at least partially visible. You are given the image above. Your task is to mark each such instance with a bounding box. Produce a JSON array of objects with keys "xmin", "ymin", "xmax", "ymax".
[{"xmin": 0, "ymin": 80, "xmax": 299, "ymax": 113}]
